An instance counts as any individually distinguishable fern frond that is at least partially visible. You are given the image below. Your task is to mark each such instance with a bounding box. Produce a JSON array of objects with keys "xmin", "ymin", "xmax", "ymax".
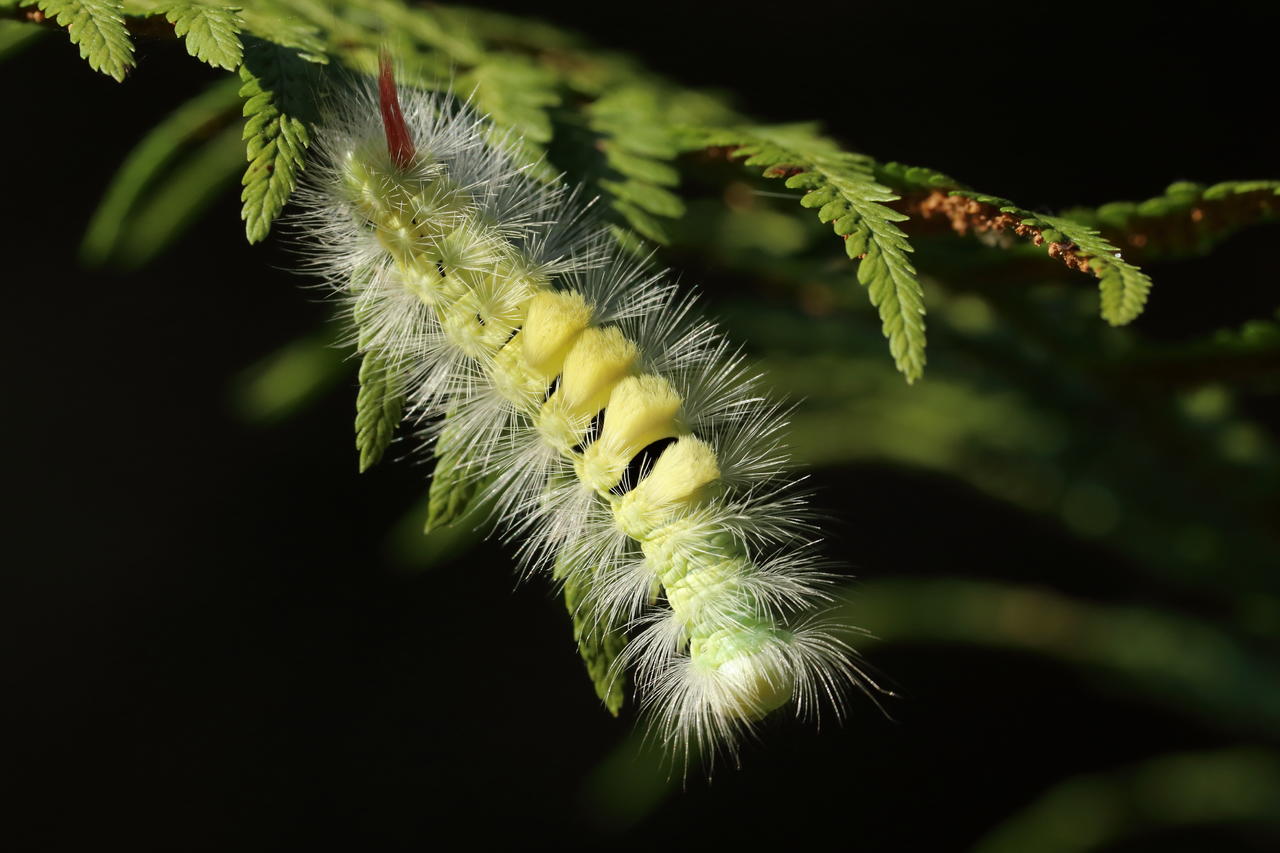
[
  {"xmin": 938, "ymin": 190, "xmax": 1153, "ymax": 326},
  {"xmin": 875, "ymin": 160, "xmax": 964, "ymax": 193},
  {"xmin": 359, "ymin": 0, "xmax": 483, "ymax": 65},
  {"xmin": 121, "ymin": 0, "xmax": 242, "ymax": 69},
  {"xmin": 701, "ymin": 125, "xmax": 927, "ymax": 383},
  {"xmin": 461, "ymin": 54, "xmax": 559, "ymax": 176},
  {"xmin": 23, "ymin": 0, "xmax": 133, "ymax": 80},
  {"xmin": 1038, "ymin": 213, "xmax": 1151, "ymax": 326},
  {"xmin": 556, "ymin": 551, "xmax": 628, "ymax": 716},
  {"xmin": 423, "ymin": 417, "xmax": 490, "ymax": 533},
  {"xmin": 235, "ymin": 0, "xmax": 325, "ymax": 61},
  {"xmin": 237, "ymin": 37, "xmax": 319, "ymax": 244},
  {"xmin": 875, "ymin": 163, "xmax": 1162, "ymax": 325},
  {"xmin": 166, "ymin": 0, "xmax": 241, "ymax": 69},
  {"xmin": 355, "ymin": 350, "xmax": 403, "ymax": 473},
  {"xmin": 587, "ymin": 88, "xmax": 688, "ymax": 242},
  {"xmin": 1066, "ymin": 180, "xmax": 1280, "ymax": 260}
]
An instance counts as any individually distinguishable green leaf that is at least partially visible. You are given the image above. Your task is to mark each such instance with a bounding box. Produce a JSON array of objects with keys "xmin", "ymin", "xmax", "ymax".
[
  {"xmin": 610, "ymin": 199, "xmax": 671, "ymax": 244},
  {"xmin": 24, "ymin": 0, "xmax": 133, "ymax": 80},
  {"xmin": 167, "ymin": 0, "xmax": 243, "ymax": 70},
  {"xmin": 1040, "ymin": 214, "xmax": 1152, "ymax": 325},
  {"xmin": 237, "ymin": 37, "xmax": 319, "ymax": 244},
  {"xmin": 556, "ymin": 551, "xmax": 628, "ymax": 716},
  {"xmin": 600, "ymin": 141, "xmax": 679, "ymax": 186},
  {"xmin": 709, "ymin": 125, "xmax": 927, "ymax": 382},
  {"xmin": 950, "ymin": 188, "xmax": 1156, "ymax": 326},
  {"xmin": 461, "ymin": 54, "xmax": 560, "ymax": 176},
  {"xmin": 1065, "ymin": 180, "xmax": 1280, "ymax": 260},
  {"xmin": 355, "ymin": 348, "xmax": 404, "ymax": 473},
  {"xmin": 424, "ymin": 416, "xmax": 491, "ymax": 533},
  {"xmin": 352, "ymin": 265, "xmax": 404, "ymax": 472},
  {"xmin": 235, "ymin": 1, "xmax": 326, "ymax": 62},
  {"xmin": 599, "ymin": 177, "xmax": 685, "ymax": 219}
]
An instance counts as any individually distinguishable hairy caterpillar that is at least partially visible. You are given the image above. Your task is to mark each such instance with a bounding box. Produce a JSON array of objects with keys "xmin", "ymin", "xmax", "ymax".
[{"xmin": 293, "ymin": 56, "xmax": 869, "ymax": 755}]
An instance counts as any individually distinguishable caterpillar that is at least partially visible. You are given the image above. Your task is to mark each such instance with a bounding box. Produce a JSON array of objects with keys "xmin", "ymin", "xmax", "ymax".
[{"xmin": 293, "ymin": 56, "xmax": 869, "ymax": 756}]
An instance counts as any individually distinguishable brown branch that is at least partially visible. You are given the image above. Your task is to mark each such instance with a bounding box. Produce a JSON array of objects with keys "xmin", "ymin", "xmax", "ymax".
[
  {"xmin": 897, "ymin": 190, "xmax": 1093, "ymax": 273},
  {"xmin": 702, "ymin": 145, "xmax": 1097, "ymax": 275}
]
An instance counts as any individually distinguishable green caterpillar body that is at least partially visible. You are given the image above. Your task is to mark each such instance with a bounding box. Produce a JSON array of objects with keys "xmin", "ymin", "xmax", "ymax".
[{"xmin": 294, "ymin": 62, "xmax": 862, "ymax": 753}]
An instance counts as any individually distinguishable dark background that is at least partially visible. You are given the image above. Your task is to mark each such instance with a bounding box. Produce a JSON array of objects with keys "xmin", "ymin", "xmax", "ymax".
[{"xmin": 7, "ymin": 2, "xmax": 1277, "ymax": 849}]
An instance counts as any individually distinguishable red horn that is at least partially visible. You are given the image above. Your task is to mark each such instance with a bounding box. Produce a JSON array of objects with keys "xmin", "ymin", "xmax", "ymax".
[{"xmin": 378, "ymin": 49, "xmax": 415, "ymax": 169}]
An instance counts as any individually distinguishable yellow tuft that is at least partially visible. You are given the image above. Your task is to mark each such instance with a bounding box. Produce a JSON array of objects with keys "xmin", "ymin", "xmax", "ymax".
[
  {"xmin": 491, "ymin": 333, "xmax": 546, "ymax": 405},
  {"xmin": 614, "ymin": 437, "xmax": 721, "ymax": 538},
  {"xmin": 521, "ymin": 290, "xmax": 593, "ymax": 378},
  {"xmin": 579, "ymin": 375, "xmax": 683, "ymax": 492},
  {"xmin": 557, "ymin": 327, "xmax": 638, "ymax": 419}
]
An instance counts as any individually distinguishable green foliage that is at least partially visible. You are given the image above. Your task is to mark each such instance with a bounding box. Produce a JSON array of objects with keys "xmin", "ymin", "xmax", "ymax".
[
  {"xmin": 1040, "ymin": 214, "xmax": 1152, "ymax": 326},
  {"xmin": 586, "ymin": 87, "xmax": 700, "ymax": 242},
  {"xmin": 556, "ymin": 551, "xmax": 629, "ymax": 716},
  {"xmin": 12, "ymin": 0, "xmax": 1209, "ymax": 381},
  {"xmin": 237, "ymin": 36, "xmax": 319, "ymax": 243},
  {"xmin": 22, "ymin": 0, "xmax": 132, "ymax": 80},
  {"xmin": 699, "ymin": 124, "xmax": 928, "ymax": 382},
  {"xmin": 81, "ymin": 75, "xmax": 242, "ymax": 266},
  {"xmin": 351, "ymin": 264, "xmax": 404, "ymax": 472},
  {"xmin": 874, "ymin": 160, "xmax": 964, "ymax": 193},
  {"xmin": 354, "ymin": 350, "xmax": 403, "ymax": 473},
  {"xmin": 162, "ymin": 0, "xmax": 243, "ymax": 70},
  {"xmin": 234, "ymin": 0, "xmax": 324, "ymax": 61},
  {"xmin": 973, "ymin": 749, "xmax": 1280, "ymax": 853},
  {"xmin": 423, "ymin": 416, "xmax": 489, "ymax": 533},
  {"xmin": 951, "ymin": 190, "xmax": 1153, "ymax": 325},
  {"xmin": 461, "ymin": 54, "xmax": 559, "ymax": 176},
  {"xmin": 0, "ymin": 18, "xmax": 45, "ymax": 58},
  {"xmin": 1065, "ymin": 179, "xmax": 1280, "ymax": 260},
  {"xmin": 845, "ymin": 578, "xmax": 1280, "ymax": 733}
]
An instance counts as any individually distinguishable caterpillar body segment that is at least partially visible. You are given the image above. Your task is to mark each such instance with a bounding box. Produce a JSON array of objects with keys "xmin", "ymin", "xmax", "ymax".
[{"xmin": 293, "ymin": 67, "xmax": 863, "ymax": 753}]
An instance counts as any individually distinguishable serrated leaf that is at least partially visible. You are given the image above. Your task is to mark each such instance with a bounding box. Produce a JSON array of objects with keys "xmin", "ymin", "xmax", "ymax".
[
  {"xmin": 857, "ymin": 235, "xmax": 926, "ymax": 382},
  {"xmin": 599, "ymin": 177, "xmax": 685, "ymax": 218},
  {"xmin": 237, "ymin": 37, "xmax": 318, "ymax": 244},
  {"xmin": 713, "ymin": 125, "xmax": 928, "ymax": 382},
  {"xmin": 355, "ymin": 349, "xmax": 403, "ymax": 473},
  {"xmin": 235, "ymin": 1, "xmax": 325, "ymax": 62},
  {"xmin": 25, "ymin": 0, "xmax": 133, "ymax": 80},
  {"xmin": 461, "ymin": 53, "xmax": 559, "ymax": 175},
  {"xmin": 610, "ymin": 199, "xmax": 670, "ymax": 244},
  {"xmin": 556, "ymin": 551, "xmax": 628, "ymax": 716},
  {"xmin": 1040, "ymin": 214, "xmax": 1152, "ymax": 325},
  {"xmin": 600, "ymin": 142, "xmax": 679, "ymax": 186},
  {"xmin": 424, "ymin": 417, "xmax": 491, "ymax": 533},
  {"xmin": 167, "ymin": 1, "xmax": 243, "ymax": 70}
]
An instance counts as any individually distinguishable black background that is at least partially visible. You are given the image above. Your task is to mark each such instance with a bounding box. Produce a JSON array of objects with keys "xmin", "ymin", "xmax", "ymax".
[{"xmin": 7, "ymin": 2, "xmax": 1277, "ymax": 849}]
